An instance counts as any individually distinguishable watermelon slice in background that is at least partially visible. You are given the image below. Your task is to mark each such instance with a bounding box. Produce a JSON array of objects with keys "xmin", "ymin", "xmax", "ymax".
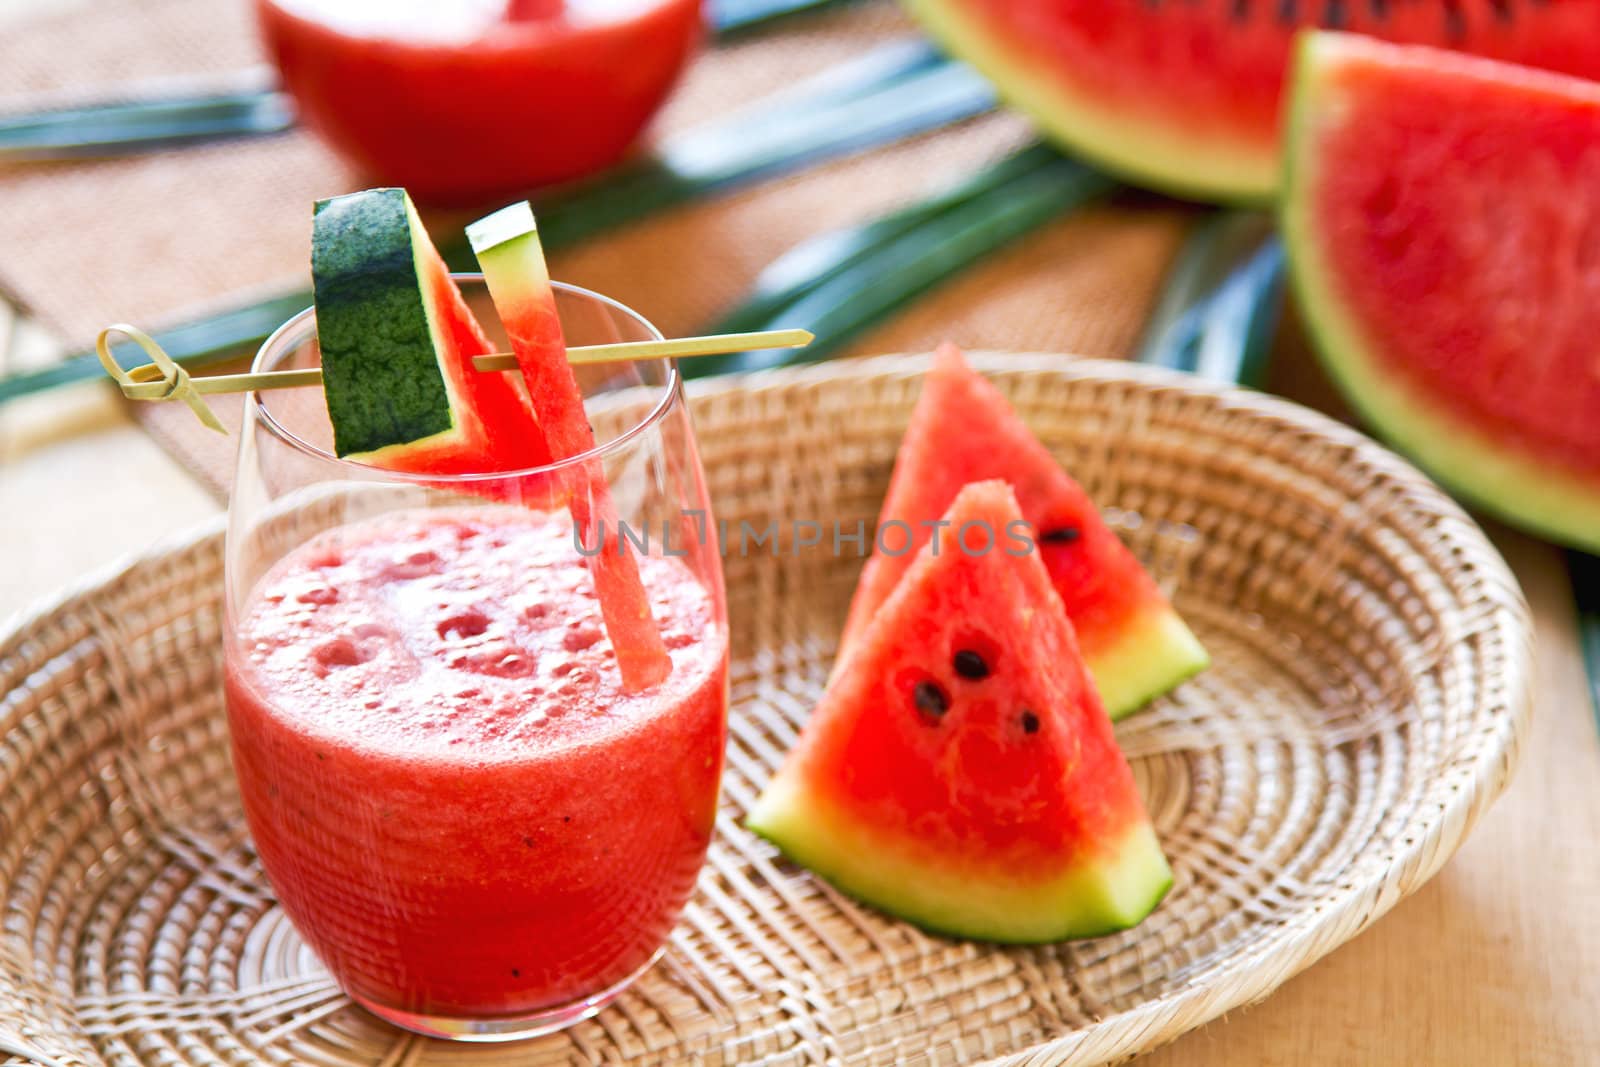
[
  {"xmin": 900, "ymin": 0, "xmax": 1600, "ymax": 202},
  {"xmin": 468, "ymin": 202, "xmax": 672, "ymax": 691},
  {"xmin": 1284, "ymin": 31, "xmax": 1600, "ymax": 553},
  {"xmin": 749, "ymin": 480, "xmax": 1172, "ymax": 942},
  {"xmin": 311, "ymin": 187, "xmax": 550, "ymax": 474},
  {"xmin": 840, "ymin": 344, "xmax": 1207, "ymax": 719}
]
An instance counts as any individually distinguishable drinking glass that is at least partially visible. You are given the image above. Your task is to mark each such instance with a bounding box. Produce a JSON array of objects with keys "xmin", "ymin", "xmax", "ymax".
[{"xmin": 223, "ymin": 278, "xmax": 728, "ymax": 1041}]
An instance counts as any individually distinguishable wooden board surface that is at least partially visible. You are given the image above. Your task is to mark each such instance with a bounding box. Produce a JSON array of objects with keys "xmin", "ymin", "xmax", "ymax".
[{"xmin": 3, "ymin": 374, "xmax": 1597, "ymax": 1065}]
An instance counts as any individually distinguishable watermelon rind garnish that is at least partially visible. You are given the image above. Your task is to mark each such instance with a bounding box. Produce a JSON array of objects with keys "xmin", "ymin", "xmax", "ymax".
[
  {"xmin": 313, "ymin": 188, "xmax": 465, "ymax": 459},
  {"xmin": 1283, "ymin": 32, "xmax": 1600, "ymax": 553},
  {"xmin": 752, "ymin": 481, "xmax": 1173, "ymax": 943},
  {"xmin": 469, "ymin": 201, "xmax": 672, "ymax": 692},
  {"xmin": 311, "ymin": 187, "xmax": 547, "ymax": 473}
]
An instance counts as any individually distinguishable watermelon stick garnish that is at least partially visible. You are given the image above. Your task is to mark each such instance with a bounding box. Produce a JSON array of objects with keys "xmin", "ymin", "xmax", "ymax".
[
  {"xmin": 467, "ymin": 201, "xmax": 672, "ymax": 692},
  {"xmin": 95, "ymin": 323, "xmax": 812, "ymax": 431}
]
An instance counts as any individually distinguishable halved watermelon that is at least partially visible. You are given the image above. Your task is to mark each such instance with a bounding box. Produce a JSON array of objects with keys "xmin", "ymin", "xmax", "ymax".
[
  {"xmin": 311, "ymin": 187, "xmax": 548, "ymax": 473},
  {"xmin": 840, "ymin": 344, "xmax": 1206, "ymax": 719},
  {"xmin": 468, "ymin": 202, "xmax": 671, "ymax": 691},
  {"xmin": 900, "ymin": 0, "xmax": 1600, "ymax": 202},
  {"xmin": 1284, "ymin": 32, "xmax": 1600, "ymax": 553},
  {"xmin": 750, "ymin": 481, "xmax": 1172, "ymax": 942}
]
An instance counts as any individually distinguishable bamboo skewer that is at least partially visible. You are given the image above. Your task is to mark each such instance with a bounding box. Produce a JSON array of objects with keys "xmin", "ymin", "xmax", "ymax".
[{"xmin": 96, "ymin": 324, "xmax": 814, "ymax": 433}]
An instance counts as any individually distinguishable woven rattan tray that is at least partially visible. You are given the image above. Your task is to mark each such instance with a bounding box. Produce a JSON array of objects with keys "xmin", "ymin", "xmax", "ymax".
[{"xmin": 0, "ymin": 354, "xmax": 1531, "ymax": 1066}]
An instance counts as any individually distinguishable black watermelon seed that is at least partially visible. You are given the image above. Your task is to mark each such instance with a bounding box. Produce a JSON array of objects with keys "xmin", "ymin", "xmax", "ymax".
[
  {"xmin": 913, "ymin": 680, "xmax": 951, "ymax": 719},
  {"xmin": 1039, "ymin": 526, "xmax": 1081, "ymax": 544},
  {"xmin": 953, "ymin": 649, "xmax": 990, "ymax": 680},
  {"xmin": 1020, "ymin": 710, "xmax": 1041, "ymax": 735}
]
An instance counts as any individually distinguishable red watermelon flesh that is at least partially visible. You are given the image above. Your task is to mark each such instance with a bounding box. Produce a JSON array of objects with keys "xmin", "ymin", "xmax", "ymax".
[
  {"xmin": 900, "ymin": 0, "xmax": 1600, "ymax": 201},
  {"xmin": 418, "ymin": 248, "xmax": 552, "ymax": 472},
  {"xmin": 749, "ymin": 481, "xmax": 1172, "ymax": 942},
  {"xmin": 840, "ymin": 344, "xmax": 1206, "ymax": 719},
  {"xmin": 469, "ymin": 202, "xmax": 671, "ymax": 691},
  {"xmin": 367, "ymin": 248, "xmax": 557, "ymax": 477},
  {"xmin": 1284, "ymin": 31, "xmax": 1600, "ymax": 552}
]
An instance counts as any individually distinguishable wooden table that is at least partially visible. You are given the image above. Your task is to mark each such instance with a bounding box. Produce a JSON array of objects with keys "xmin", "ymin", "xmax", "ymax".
[{"xmin": 3, "ymin": 356, "xmax": 1597, "ymax": 1065}]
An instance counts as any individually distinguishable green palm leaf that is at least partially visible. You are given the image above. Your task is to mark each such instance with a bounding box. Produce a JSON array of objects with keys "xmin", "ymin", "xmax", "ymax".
[
  {"xmin": 0, "ymin": 82, "xmax": 294, "ymax": 162},
  {"xmin": 688, "ymin": 146, "xmax": 1112, "ymax": 376},
  {"xmin": 711, "ymin": 0, "xmax": 849, "ymax": 33},
  {"xmin": 531, "ymin": 41, "xmax": 991, "ymax": 250},
  {"xmin": 1570, "ymin": 552, "xmax": 1600, "ymax": 740},
  {"xmin": 0, "ymin": 41, "xmax": 994, "ymax": 406},
  {"xmin": 1134, "ymin": 211, "xmax": 1284, "ymax": 390}
]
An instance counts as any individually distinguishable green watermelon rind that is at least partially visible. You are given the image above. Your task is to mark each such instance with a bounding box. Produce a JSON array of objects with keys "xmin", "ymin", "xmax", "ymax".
[
  {"xmin": 747, "ymin": 773, "xmax": 1173, "ymax": 944},
  {"xmin": 1282, "ymin": 32, "xmax": 1600, "ymax": 554},
  {"xmin": 1093, "ymin": 606, "xmax": 1211, "ymax": 723},
  {"xmin": 900, "ymin": 0, "xmax": 1277, "ymax": 203},
  {"xmin": 312, "ymin": 188, "xmax": 466, "ymax": 460}
]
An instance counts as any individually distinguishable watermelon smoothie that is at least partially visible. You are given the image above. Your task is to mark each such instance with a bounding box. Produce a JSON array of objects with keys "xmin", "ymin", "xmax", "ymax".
[{"xmin": 224, "ymin": 505, "xmax": 727, "ymax": 1029}]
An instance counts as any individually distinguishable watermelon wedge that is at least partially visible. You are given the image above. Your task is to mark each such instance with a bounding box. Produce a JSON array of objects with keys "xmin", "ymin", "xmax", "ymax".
[
  {"xmin": 900, "ymin": 0, "xmax": 1600, "ymax": 202},
  {"xmin": 750, "ymin": 481, "xmax": 1172, "ymax": 942},
  {"xmin": 1284, "ymin": 32, "xmax": 1600, "ymax": 553},
  {"xmin": 468, "ymin": 202, "xmax": 672, "ymax": 691},
  {"xmin": 311, "ymin": 187, "xmax": 549, "ymax": 473},
  {"xmin": 840, "ymin": 344, "xmax": 1206, "ymax": 719}
]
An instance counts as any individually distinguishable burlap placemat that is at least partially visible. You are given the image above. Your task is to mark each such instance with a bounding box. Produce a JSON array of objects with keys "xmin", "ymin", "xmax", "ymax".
[{"xmin": 0, "ymin": 0, "xmax": 1192, "ymax": 497}]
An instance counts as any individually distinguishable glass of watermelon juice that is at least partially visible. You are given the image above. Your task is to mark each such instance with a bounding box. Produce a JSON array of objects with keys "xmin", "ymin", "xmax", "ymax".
[{"xmin": 222, "ymin": 278, "xmax": 728, "ymax": 1041}]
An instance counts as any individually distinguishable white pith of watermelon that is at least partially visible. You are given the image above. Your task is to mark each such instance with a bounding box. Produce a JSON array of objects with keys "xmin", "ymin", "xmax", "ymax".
[
  {"xmin": 839, "ymin": 344, "xmax": 1207, "ymax": 720},
  {"xmin": 469, "ymin": 202, "xmax": 672, "ymax": 691},
  {"xmin": 1284, "ymin": 32, "xmax": 1600, "ymax": 553},
  {"xmin": 900, "ymin": 0, "xmax": 1600, "ymax": 202},
  {"xmin": 750, "ymin": 481, "xmax": 1172, "ymax": 942}
]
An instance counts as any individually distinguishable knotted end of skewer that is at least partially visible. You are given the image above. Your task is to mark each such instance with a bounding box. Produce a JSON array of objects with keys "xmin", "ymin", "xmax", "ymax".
[{"xmin": 96, "ymin": 324, "xmax": 227, "ymax": 434}]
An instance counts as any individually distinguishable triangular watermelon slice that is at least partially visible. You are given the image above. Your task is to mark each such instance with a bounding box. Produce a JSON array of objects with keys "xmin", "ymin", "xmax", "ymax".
[
  {"xmin": 840, "ymin": 344, "xmax": 1207, "ymax": 719},
  {"xmin": 1284, "ymin": 32, "xmax": 1600, "ymax": 552},
  {"xmin": 312, "ymin": 187, "xmax": 550, "ymax": 474},
  {"xmin": 468, "ymin": 202, "xmax": 671, "ymax": 692},
  {"xmin": 749, "ymin": 481, "xmax": 1172, "ymax": 942}
]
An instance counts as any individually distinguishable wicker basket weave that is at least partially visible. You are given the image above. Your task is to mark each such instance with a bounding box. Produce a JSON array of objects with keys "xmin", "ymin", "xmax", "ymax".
[{"xmin": 0, "ymin": 354, "xmax": 1531, "ymax": 1066}]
